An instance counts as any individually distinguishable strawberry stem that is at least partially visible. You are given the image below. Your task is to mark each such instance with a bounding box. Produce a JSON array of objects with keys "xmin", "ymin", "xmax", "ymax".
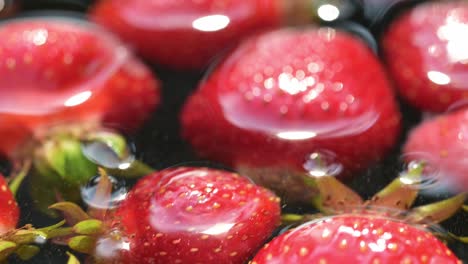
[{"xmin": 8, "ymin": 160, "xmax": 31, "ymax": 197}]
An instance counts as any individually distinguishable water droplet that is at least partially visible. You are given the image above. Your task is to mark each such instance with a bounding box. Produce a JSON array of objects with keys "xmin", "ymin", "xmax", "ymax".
[
  {"xmin": 303, "ymin": 150, "xmax": 343, "ymax": 178},
  {"xmin": 399, "ymin": 153, "xmax": 454, "ymax": 195},
  {"xmin": 94, "ymin": 229, "xmax": 130, "ymax": 261},
  {"xmin": 81, "ymin": 132, "xmax": 136, "ymax": 170},
  {"xmin": 81, "ymin": 174, "xmax": 128, "ymax": 209}
]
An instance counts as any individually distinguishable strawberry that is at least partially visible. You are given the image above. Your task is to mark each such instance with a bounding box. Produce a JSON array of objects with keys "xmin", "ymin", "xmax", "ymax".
[
  {"xmin": 381, "ymin": 1, "xmax": 468, "ymax": 113},
  {"xmin": 181, "ymin": 27, "xmax": 401, "ymax": 203},
  {"xmin": 0, "ymin": 18, "xmax": 160, "ymax": 159},
  {"xmin": 51, "ymin": 167, "xmax": 281, "ymax": 264},
  {"xmin": 403, "ymin": 108, "xmax": 468, "ymax": 192},
  {"xmin": 0, "ymin": 18, "xmax": 161, "ymax": 214},
  {"xmin": 251, "ymin": 214, "xmax": 462, "ymax": 264},
  {"xmin": 0, "ymin": 174, "xmax": 19, "ymax": 235},
  {"xmin": 88, "ymin": 0, "xmax": 361, "ymax": 70}
]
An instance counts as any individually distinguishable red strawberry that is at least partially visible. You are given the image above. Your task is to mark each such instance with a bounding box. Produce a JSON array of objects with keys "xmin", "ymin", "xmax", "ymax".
[
  {"xmin": 88, "ymin": 0, "xmax": 361, "ymax": 70},
  {"xmin": 0, "ymin": 174, "xmax": 19, "ymax": 234},
  {"xmin": 181, "ymin": 27, "xmax": 401, "ymax": 203},
  {"xmin": 382, "ymin": 1, "xmax": 468, "ymax": 113},
  {"xmin": 0, "ymin": 18, "xmax": 160, "ymax": 159},
  {"xmin": 403, "ymin": 108, "xmax": 468, "ymax": 192},
  {"xmin": 88, "ymin": 0, "xmax": 283, "ymax": 70},
  {"xmin": 58, "ymin": 167, "xmax": 281, "ymax": 263},
  {"xmin": 251, "ymin": 214, "xmax": 462, "ymax": 264}
]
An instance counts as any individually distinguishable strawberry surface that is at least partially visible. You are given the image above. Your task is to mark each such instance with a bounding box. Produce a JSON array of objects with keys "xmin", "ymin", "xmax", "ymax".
[
  {"xmin": 404, "ymin": 108, "xmax": 468, "ymax": 191},
  {"xmin": 382, "ymin": 1, "xmax": 468, "ymax": 112},
  {"xmin": 251, "ymin": 214, "xmax": 461, "ymax": 264},
  {"xmin": 89, "ymin": 0, "xmax": 284, "ymax": 70},
  {"xmin": 0, "ymin": 18, "xmax": 160, "ymax": 159},
  {"xmin": 105, "ymin": 167, "xmax": 281, "ymax": 264},
  {"xmin": 0, "ymin": 174, "xmax": 19, "ymax": 234},
  {"xmin": 181, "ymin": 27, "xmax": 401, "ymax": 202}
]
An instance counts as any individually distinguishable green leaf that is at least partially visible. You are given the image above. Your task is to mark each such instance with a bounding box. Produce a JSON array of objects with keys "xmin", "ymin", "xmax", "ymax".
[
  {"xmin": 0, "ymin": 240, "xmax": 17, "ymax": 261},
  {"xmin": 312, "ymin": 176, "xmax": 363, "ymax": 213},
  {"xmin": 73, "ymin": 220, "xmax": 104, "ymax": 235},
  {"xmin": 34, "ymin": 137, "xmax": 98, "ymax": 186},
  {"xmin": 366, "ymin": 162, "xmax": 424, "ymax": 210},
  {"xmin": 37, "ymin": 220, "xmax": 66, "ymax": 232},
  {"xmin": 49, "ymin": 202, "xmax": 90, "ymax": 225},
  {"xmin": 8, "ymin": 161, "xmax": 31, "ymax": 197},
  {"xmin": 68, "ymin": 235, "xmax": 96, "ymax": 254},
  {"xmin": 407, "ymin": 193, "xmax": 467, "ymax": 224},
  {"xmin": 15, "ymin": 245, "xmax": 40, "ymax": 260},
  {"xmin": 67, "ymin": 251, "xmax": 80, "ymax": 264},
  {"xmin": 8, "ymin": 230, "xmax": 47, "ymax": 244}
]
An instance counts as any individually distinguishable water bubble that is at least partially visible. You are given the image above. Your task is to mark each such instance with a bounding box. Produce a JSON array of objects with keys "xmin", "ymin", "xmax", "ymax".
[
  {"xmin": 399, "ymin": 153, "xmax": 455, "ymax": 195},
  {"xmin": 94, "ymin": 230, "xmax": 130, "ymax": 261},
  {"xmin": 81, "ymin": 131, "xmax": 136, "ymax": 170},
  {"xmin": 303, "ymin": 150, "xmax": 343, "ymax": 178},
  {"xmin": 81, "ymin": 173, "xmax": 128, "ymax": 209}
]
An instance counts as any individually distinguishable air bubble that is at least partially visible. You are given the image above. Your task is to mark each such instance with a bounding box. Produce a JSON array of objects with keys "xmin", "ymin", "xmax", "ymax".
[
  {"xmin": 399, "ymin": 153, "xmax": 455, "ymax": 195},
  {"xmin": 81, "ymin": 173, "xmax": 128, "ymax": 209},
  {"xmin": 81, "ymin": 131, "xmax": 136, "ymax": 170},
  {"xmin": 303, "ymin": 150, "xmax": 343, "ymax": 178}
]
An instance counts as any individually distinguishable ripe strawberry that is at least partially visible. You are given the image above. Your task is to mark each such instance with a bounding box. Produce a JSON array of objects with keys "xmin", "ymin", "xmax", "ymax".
[
  {"xmin": 0, "ymin": 174, "xmax": 19, "ymax": 235},
  {"xmin": 251, "ymin": 214, "xmax": 462, "ymax": 263},
  {"xmin": 53, "ymin": 167, "xmax": 281, "ymax": 264},
  {"xmin": 403, "ymin": 108, "xmax": 468, "ymax": 192},
  {"xmin": 0, "ymin": 18, "xmax": 160, "ymax": 159},
  {"xmin": 381, "ymin": 1, "xmax": 468, "ymax": 112},
  {"xmin": 88, "ymin": 0, "xmax": 361, "ymax": 70},
  {"xmin": 88, "ymin": 0, "xmax": 283, "ymax": 70},
  {"xmin": 181, "ymin": 27, "xmax": 401, "ymax": 203}
]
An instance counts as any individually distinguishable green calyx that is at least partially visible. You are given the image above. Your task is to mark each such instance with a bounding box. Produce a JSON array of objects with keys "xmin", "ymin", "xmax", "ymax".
[
  {"xmin": 34, "ymin": 137, "xmax": 97, "ymax": 186},
  {"xmin": 29, "ymin": 128, "xmax": 153, "ymax": 216},
  {"xmin": 299, "ymin": 158, "xmax": 466, "ymax": 230},
  {"xmin": 0, "ymin": 221, "xmax": 67, "ymax": 262}
]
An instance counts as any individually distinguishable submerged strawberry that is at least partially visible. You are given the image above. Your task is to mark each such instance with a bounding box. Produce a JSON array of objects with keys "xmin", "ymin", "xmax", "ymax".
[
  {"xmin": 0, "ymin": 17, "xmax": 160, "ymax": 214},
  {"xmin": 51, "ymin": 167, "xmax": 281, "ymax": 264},
  {"xmin": 251, "ymin": 214, "xmax": 462, "ymax": 263},
  {"xmin": 382, "ymin": 1, "xmax": 468, "ymax": 112},
  {"xmin": 404, "ymin": 108, "xmax": 468, "ymax": 192},
  {"xmin": 181, "ymin": 27, "xmax": 401, "ymax": 203},
  {"xmin": 89, "ymin": 0, "xmax": 361, "ymax": 70},
  {"xmin": 0, "ymin": 174, "xmax": 19, "ymax": 235},
  {"xmin": 0, "ymin": 18, "xmax": 160, "ymax": 159}
]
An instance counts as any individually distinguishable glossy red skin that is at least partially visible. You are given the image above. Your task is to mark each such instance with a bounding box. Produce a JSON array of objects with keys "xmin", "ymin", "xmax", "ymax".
[
  {"xmin": 181, "ymin": 27, "xmax": 401, "ymax": 175},
  {"xmin": 108, "ymin": 167, "xmax": 281, "ymax": 264},
  {"xmin": 0, "ymin": 18, "xmax": 161, "ymax": 159},
  {"xmin": 251, "ymin": 214, "xmax": 461, "ymax": 264},
  {"xmin": 89, "ymin": 0, "xmax": 284, "ymax": 70},
  {"xmin": 382, "ymin": 1, "xmax": 468, "ymax": 112},
  {"xmin": 0, "ymin": 174, "xmax": 19, "ymax": 234},
  {"xmin": 404, "ymin": 108, "xmax": 468, "ymax": 191}
]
